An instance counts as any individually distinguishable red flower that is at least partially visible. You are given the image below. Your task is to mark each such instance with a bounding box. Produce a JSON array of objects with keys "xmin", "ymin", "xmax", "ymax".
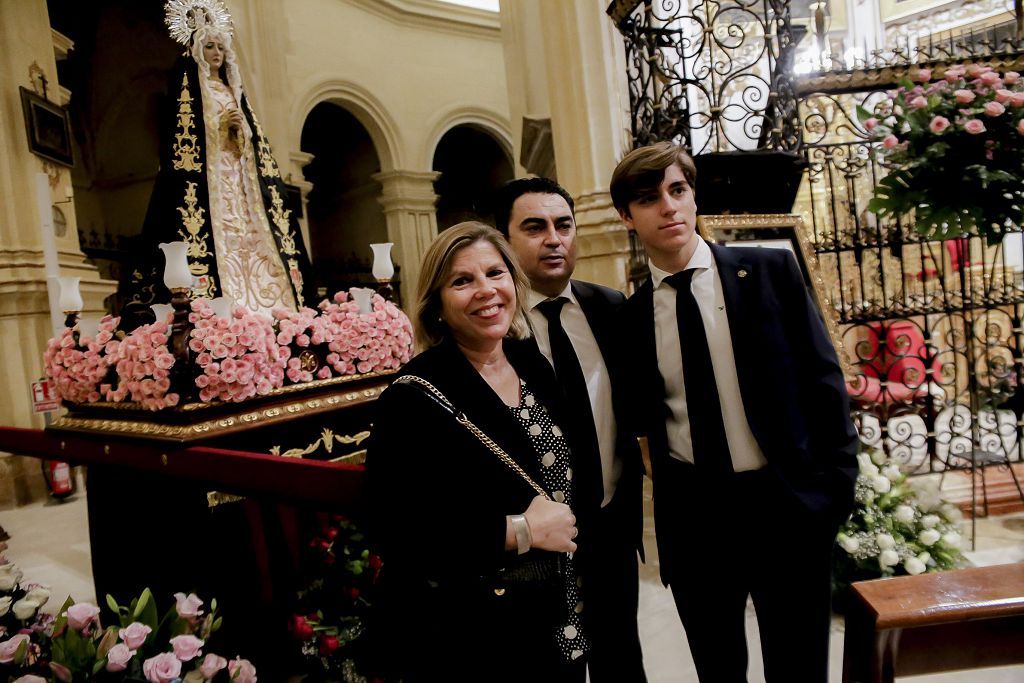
[
  {"xmin": 290, "ymin": 615, "xmax": 314, "ymax": 640},
  {"xmin": 318, "ymin": 635, "xmax": 340, "ymax": 656}
]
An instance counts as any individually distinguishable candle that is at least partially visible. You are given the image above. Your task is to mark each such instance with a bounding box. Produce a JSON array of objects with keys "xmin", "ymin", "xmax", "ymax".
[
  {"xmin": 57, "ymin": 276, "xmax": 83, "ymax": 312},
  {"xmin": 371, "ymin": 242, "xmax": 395, "ymax": 281},
  {"xmin": 159, "ymin": 242, "xmax": 192, "ymax": 289},
  {"xmin": 78, "ymin": 316, "xmax": 101, "ymax": 339},
  {"xmin": 151, "ymin": 303, "xmax": 174, "ymax": 323},
  {"xmin": 209, "ymin": 296, "xmax": 233, "ymax": 319},
  {"xmin": 350, "ymin": 287, "xmax": 374, "ymax": 314}
]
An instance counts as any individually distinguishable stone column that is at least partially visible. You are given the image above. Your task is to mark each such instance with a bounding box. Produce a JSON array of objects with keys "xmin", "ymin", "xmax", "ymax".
[
  {"xmin": 372, "ymin": 170, "xmax": 440, "ymax": 308},
  {"xmin": 288, "ymin": 150, "xmax": 315, "ymax": 261},
  {"xmin": 501, "ymin": 0, "xmax": 634, "ymax": 291},
  {"xmin": 0, "ymin": 0, "xmax": 113, "ymax": 430}
]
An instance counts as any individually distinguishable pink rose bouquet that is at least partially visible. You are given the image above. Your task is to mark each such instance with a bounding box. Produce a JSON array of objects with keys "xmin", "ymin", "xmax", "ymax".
[
  {"xmin": 42, "ymin": 315, "xmax": 120, "ymax": 404},
  {"xmin": 105, "ymin": 319, "xmax": 179, "ymax": 410},
  {"xmin": 190, "ymin": 299, "xmax": 287, "ymax": 402},
  {"xmin": 860, "ymin": 65, "xmax": 1024, "ymax": 242},
  {"xmin": 318, "ymin": 290, "xmax": 413, "ymax": 376}
]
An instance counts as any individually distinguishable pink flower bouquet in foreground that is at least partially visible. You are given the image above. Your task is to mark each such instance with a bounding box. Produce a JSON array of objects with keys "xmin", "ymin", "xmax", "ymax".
[
  {"xmin": 0, "ymin": 579, "xmax": 255, "ymax": 683},
  {"xmin": 42, "ymin": 316, "xmax": 121, "ymax": 405}
]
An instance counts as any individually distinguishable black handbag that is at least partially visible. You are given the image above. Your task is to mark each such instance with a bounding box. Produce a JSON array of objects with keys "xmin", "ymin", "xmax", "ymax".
[{"xmin": 394, "ymin": 375, "xmax": 565, "ymax": 587}]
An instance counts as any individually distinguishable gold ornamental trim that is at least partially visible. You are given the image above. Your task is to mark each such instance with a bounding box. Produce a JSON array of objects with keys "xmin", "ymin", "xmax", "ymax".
[
  {"xmin": 50, "ymin": 380, "xmax": 388, "ymax": 443},
  {"xmin": 796, "ymin": 57, "xmax": 1024, "ymax": 97},
  {"xmin": 172, "ymin": 74, "xmax": 202, "ymax": 172},
  {"xmin": 287, "ymin": 257, "xmax": 305, "ymax": 307},
  {"xmin": 268, "ymin": 186, "xmax": 298, "ymax": 255},
  {"xmin": 270, "ymin": 427, "xmax": 371, "ymax": 458},
  {"xmin": 251, "ymin": 112, "xmax": 281, "ymax": 179}
]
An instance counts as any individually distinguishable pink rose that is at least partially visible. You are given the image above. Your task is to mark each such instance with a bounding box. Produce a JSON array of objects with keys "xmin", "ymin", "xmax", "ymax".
[
  {"xmin": 50, "ymin": 663, "xmax": 72, "ymax": 683},
  {"xmin": 909, "ymin": 95, "xmax": 927, "ymax": 109},
  {"xmin": 117, "ymin": 622, "xmax": 151, "ymax": 651},
  {"xmin": 0, "ymin": 633, "xmax": 30, "ymax": 663},
  {"xmin": 954, "ymin": 89, "xmax": 975, "ymax": 104},
  {"xmin": 984, "ymin": 101, "xmax": 1006, "ymax": 117},
  {"xmin": 966, "ymin": 64, "xmax": 987, "ymax": 78},
  {"xmin": 930, "ymin": 115, "xmax": 951, "ymax": 132},
  {"xmin": 980, "ymin": 71, "xmax": 1001, "ymax": 86},
  {"xmin": 1018, "ymin": 119, "xmax": 1024, "ymax": 136},
  {"xmin": 106, "ymin": 642, "xmax": 135, "ymax": 672},
  {"xmin": 914, "ymin": 68, "xmax": 931, "ymax": 82},
  {"xmin": 170, "ymin": 634, "xmax": 204, "ymax": 661},
  {"xmin": 228, "ymin": 657, "xmax": 258, "ymax": 683},
  {"xmin": 881, "ymin": 134, "xmax": 899, "ymax": 149},
  {"xmin": 995, "ymin": 88, "xmax": 1014, "ymax": 103},
  {"xmin": 963, "ymin": 119, "xmax": 986, "ymax": 134},
  {"xmin": 1011, "ymin": 92, "xmax": 1024, "ymax": 107},
  {"xmin": 200, "ymin": 653, "xmax": 228, "ymax": 678},
  {"xmin": 173, "ymin": 592, "xmax": 204, "ymax": 619},
  {"xmin": 1005, "ymin": 71, "xmax": 1020, "ymax": 84},
  {"xmin": 143, "ymin": 652, "xmax": 182, "ymax": 683},
  {"xmin": 863, "ymin": 117, "xmax": 878, "ymax": 131},
  {"xmin": 12, "ymin": 676, "xmax": 48, "ymax": 683},
  {"xmin": 66, "ymin": 602, "xmax": 101, "ymax": 631}
]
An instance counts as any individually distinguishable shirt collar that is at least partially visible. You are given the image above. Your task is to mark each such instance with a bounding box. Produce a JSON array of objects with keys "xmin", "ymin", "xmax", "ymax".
[
  {"xmin": 650, "ymin": 236, "xmax": 713, "ymax": 289},
  {"xmin": 527, "ymin": 281, "xmax": 576, "ymax": 311}
]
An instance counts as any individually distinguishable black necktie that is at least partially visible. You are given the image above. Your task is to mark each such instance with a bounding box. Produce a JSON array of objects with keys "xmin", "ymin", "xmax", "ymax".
[
  {"xmin": 537, "ymin": 298, "xmax": 602, "ymax": 507},
  {"xmin": 665, "ymin": 270, "xmax": 734, "ymax": 474}
]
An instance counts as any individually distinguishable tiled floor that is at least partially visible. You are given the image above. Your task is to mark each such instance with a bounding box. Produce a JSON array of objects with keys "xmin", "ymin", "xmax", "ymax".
[{"xmin": 2, "ymin": 480, "xmax": 1023, "ymax": 682}]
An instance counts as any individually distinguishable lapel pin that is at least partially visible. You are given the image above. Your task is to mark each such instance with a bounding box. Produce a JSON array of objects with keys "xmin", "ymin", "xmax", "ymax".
[{"xmin": 738, "ymin": 269, "xmax": 748, "ymax": 278}]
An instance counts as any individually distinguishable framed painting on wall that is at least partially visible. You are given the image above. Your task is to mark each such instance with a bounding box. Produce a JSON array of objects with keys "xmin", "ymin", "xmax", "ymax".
[{"xmin": 20, "ymin": 87, "xmax": 74, "ymax": 168}]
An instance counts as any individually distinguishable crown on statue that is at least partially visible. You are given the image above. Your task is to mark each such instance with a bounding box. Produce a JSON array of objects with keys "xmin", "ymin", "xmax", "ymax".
[{"xmin": 164, "ymin": 0, "xmax": 233, "ymax": 46}]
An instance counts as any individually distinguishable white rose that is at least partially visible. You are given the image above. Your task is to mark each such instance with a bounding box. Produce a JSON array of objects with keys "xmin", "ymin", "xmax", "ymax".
[
  {"xmin": 940, "ymin": 504, "xmax": 963, "ymax": 522},
  {"xmin": 919, "ymin": 529, "xmax": 941, "ymax": 546},
  {"xmin": 920, "ymin": 514, "xmax": 940, "ymax": 529},
  {"xmin": 942, "ymin": 532, "xmax": 962, "ymax": 549},
  {"xmin": 838, "ymin": 534, "xmax": 860, "ymax": 553},
  {"xmin": 876, "ymin": 533, "xmax": 896, "ymax": 550},
  {"xmin": 22, "ymin": 587, "xmax": 49, "ymax": 608},
  {"xmin": 857, "ymin": 453, "xmax": 879, "ymax": 475},
  {"xmin": 871, "ymin": 475, "xmax": 892, "ymax": 493},
  {"xmin": 12, "ymin": 598, "xmax": 39, "ymax": 620},
  {"xmin": 883, "ymin": 465, "xmax": 903, "ymax": 481},
  {"xmin": 879, "ymin": 549, "xmax": 900, "ymax": 567},
  {"xmin": 917, "ymin": 551, "xmax": 931, "ymax": 565},
  {"xmin": 895, "ymin": 505, "xmax": 915, "ymax": 523},
  {"xmin": 0, "ymin": 596, "xmax": 10, "ymax": 617},
  {"xmin": 0, "ymin": 565, "xmax": 21, "ymax": 591},
  {"xmin": 904, "ymin": 557, "xmax": 926, "ymax": 575},
  {"xmin": 869, "ymin": 449, "xmax": 887, "ymax": 466}
]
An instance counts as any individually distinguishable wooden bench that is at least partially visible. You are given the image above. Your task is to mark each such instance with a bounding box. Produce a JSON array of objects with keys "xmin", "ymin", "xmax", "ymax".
[{"xmin": 842, "ymin": 563, "xmax": 1024, "ymax": 682}]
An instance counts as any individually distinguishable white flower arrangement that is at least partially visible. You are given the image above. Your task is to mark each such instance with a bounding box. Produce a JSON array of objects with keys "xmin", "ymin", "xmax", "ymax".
[{"xmin": 835, "ymin": 448, "xmax": 966, "ymax": 588}]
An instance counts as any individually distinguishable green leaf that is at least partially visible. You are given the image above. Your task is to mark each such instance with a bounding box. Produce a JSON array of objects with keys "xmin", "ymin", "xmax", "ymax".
[{"xmin": 13, "ymin": 637, "xmax": 29, "ymax": 665}]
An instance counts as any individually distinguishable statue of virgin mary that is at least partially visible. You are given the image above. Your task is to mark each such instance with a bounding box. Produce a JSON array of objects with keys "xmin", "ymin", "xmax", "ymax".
[{"xmin": 119, "ymin": 0, "xmax": 313, "ymax": 326}]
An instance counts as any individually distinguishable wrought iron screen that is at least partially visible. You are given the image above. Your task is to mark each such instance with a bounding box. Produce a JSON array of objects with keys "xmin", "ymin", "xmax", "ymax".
[{"xmin": 607, "ymin": 0, "xmax": 803, "ymax": 153}]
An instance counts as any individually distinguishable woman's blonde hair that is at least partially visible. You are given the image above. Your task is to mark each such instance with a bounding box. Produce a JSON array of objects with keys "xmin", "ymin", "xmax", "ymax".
[{"xmin": 414, "ymin": 221, "xmax": 532, "ymax": 350}]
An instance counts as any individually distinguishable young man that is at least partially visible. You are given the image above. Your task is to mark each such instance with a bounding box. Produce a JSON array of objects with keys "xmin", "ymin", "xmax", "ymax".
[
  {"xmin": 611, "ymin": 142, "xmax": 857, "ymax": 682},
  {"xmin": 494, "ymin": 177, "xmax": 647, "ymax": 683}
]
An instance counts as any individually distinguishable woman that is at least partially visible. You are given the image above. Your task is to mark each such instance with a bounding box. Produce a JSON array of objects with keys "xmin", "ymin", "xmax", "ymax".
[
  {"xmin": 118, "ymin": 2, "xmax": 313, "ymax": 327},
  {"xmin": 366, "ymin": 222, "xmax": 589, "ymax": 682}
]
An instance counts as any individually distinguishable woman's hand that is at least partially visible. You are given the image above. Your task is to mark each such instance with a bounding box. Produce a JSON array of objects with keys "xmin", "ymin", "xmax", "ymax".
[
  {"xmin": 523, "ymin": 495, "xmax": 577, "ymax": 553},
  {"xmin": 225, "ymin": 109, "xmax": 244, "ymax": 131}
]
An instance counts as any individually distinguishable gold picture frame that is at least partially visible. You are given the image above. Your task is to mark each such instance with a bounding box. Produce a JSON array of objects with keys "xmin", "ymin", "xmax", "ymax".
[{"xmin": 697, "ymin": 213, "xmax": 851, "ymax": 376}]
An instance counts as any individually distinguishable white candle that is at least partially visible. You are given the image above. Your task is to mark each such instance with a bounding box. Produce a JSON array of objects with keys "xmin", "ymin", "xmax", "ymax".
[
  {"xmin": 151, "ymin": 303, "xmax": 174, "ymax": 323},
  {"xmin": 371, "ymin": 242, "xmax": 395, "ymax": 281},
  {"xmin": 37, "ymin": 173, "xmax": 64, "ymax": 335},
  {"xmin": 159, "ymin": 242, "xmax": 192, "ymax": 289},
  {"xmin": 350, "ymin": 287, "xmax": 374, "ymax": 314},
  {"xmin": 78, "ymin": 316, "xmax": 101, "ymax": 339},
  {"xmin": 209, "ymin": 296, "xmax": 233, "ymax": 319},
  {"xmin": 57, "ymin": 276, "xmax": 83, "ymax": 312}
]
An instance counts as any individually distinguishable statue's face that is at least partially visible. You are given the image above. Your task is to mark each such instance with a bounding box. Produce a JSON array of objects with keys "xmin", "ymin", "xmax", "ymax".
[{"xmin": 202, "ymin": 38, "xmax": 225, "ymax": 70}]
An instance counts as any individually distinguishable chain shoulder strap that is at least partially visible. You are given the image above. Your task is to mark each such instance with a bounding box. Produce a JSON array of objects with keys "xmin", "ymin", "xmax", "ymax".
[{"xmin": 394, "ymin": 375, "xmax": 551, "ymax": 500}]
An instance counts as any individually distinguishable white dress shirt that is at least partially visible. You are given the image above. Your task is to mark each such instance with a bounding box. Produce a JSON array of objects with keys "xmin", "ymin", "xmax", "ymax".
[
  {"xmin": 527, "ymin": 283, "xmax": 622, "ymax": 506},
  {"xmin": 649, "ymin": 237, "xmax": 767, "ymax": 471}
]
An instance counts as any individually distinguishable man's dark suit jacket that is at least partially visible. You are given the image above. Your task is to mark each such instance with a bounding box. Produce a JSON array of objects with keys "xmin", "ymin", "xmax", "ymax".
[
  {"xmin": 568, "ymin": 280, "xmax": 644, "ymax": 556},
  {"xmin": 623, "ymin": 243, "xmax": 858, "ymax": 583}
]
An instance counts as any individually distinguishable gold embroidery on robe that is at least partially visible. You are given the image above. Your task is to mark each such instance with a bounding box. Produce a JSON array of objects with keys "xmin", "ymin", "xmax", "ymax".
[
  {"xmin": 268, "ymin": 186, "xmax": 298, "ymax": 255},
  {"xmin": 250, "ymin": 111, "xmax": 281, "ymax": 178},
  {"xmin": 172, "ymin": 74, "xmax": 202, "ymax": 172}
]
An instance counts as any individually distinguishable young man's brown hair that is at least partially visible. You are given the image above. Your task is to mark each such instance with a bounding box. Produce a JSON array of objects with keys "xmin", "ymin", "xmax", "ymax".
[{"xmin": 609, "ymin": 141, "xmax": 698, "ymax": 215}]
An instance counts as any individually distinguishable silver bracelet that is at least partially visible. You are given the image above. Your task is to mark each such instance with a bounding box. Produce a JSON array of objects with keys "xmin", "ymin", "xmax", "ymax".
[{"xmin": 509, "ymin": 514, "xmax": 532, "ymax": 555}]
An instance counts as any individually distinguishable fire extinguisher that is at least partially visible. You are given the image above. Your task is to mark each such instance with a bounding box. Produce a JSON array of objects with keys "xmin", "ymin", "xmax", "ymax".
[{"xmin": 42, "ymin": 460, "xmax": 76, "ymax": 500}]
